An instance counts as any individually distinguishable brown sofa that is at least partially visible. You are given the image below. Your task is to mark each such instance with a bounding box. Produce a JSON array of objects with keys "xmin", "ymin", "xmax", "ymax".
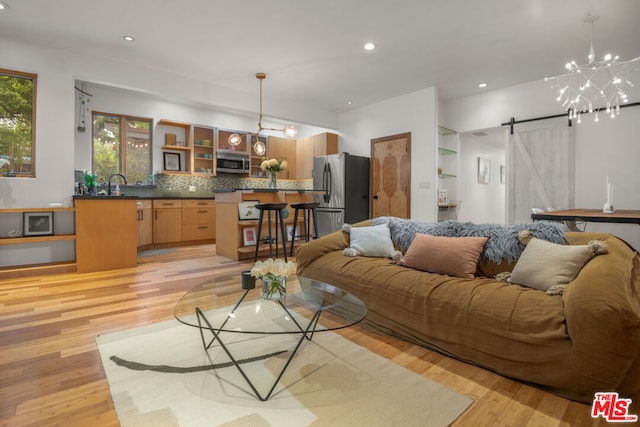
[{"xmin": 296, "ymin": 221, "xmax": 640, "ymax": 404}]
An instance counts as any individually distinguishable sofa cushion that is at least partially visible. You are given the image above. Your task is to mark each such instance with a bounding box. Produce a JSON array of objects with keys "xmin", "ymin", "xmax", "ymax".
[
  {"xmin": 509, "ymin": 237, "xmax": 595, "ymax": 291},
  {"xmin": 399, "ymin": 234, "xmax": 488, "ymax": 279},
  {"xmin": 346, "ymin": 223, "xmax": 397, "ymax": 258}
]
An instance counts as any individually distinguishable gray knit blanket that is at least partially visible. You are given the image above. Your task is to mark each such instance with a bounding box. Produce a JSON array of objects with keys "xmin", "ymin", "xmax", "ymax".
[{"xmin": 371, "ymin": 217, "xmax": 568, "ymax": 264}]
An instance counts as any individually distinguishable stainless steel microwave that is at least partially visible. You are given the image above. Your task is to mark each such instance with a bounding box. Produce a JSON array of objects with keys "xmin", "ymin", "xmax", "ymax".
[{"xmin": 216, "ymin": 152, "xmax": 250, "ymax": 174}]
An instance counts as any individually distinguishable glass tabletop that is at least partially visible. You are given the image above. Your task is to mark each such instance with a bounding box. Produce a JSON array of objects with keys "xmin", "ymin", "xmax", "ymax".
[{"xmin": 174, "ymin": 276, "xmax": 367, "ymax": 334}]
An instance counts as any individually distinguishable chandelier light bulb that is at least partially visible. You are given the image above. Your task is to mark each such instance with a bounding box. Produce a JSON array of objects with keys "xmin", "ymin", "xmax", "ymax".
[
  {"xmin": 283, "ymin": 125, "xmax": 298, "ymax": 138},
  {"xmin": 594, "ymin": 112, "xmax": 599, "ymax": 122},
  {"xmin": 228, "ymin": 133, "xmax": 242, "ymax": 146},
  {"xmin": 577, "ymin": 113, "xmax": 582, "ymax": 124},
  {"xmin": 604, "ymin": 53, "xmax": 612, "ymax": 61}
]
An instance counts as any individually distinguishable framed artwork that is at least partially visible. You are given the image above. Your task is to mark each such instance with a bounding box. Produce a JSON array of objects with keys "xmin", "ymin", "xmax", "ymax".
[
  {"xmin": 23, "ymin": 212, "xmax": 54, "ymax": 236},
  {"xmin": 238, "ymin": 200, "xmax": 260, "ymax": 220},
  {"xmin": 243, "ymin": 227, "xmax": 257, "ymax": 246},
  {"xmin": 163, "ymin": 152, "xmax": 181, "ymax": 171},
  {"xmin": 286, "ymin": 224, "xmax": 300, "ymax": 242},
  {"xmin": 500, "ymin": 165, "xmax": 506, "ymax": 184},
  {"xmin": 478, "ymin": 157, "xmax": 491, "ymax": 184}
]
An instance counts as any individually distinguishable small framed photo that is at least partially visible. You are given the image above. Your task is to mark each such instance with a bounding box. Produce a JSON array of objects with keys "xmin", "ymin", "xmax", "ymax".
[
  {"xmin": 287, "ymin": 225, "xmax": 299, "ymax": 242},
  {"xmin": 243, "ymin": 227, "xmax": 257, "ymax": 246},
  {"xmin": 23, "ymin": 212, "xmax": 54, "ymax": 236},
  {"xmin": 238, "ymin": 200, "xmax": 260, "ymax": 220},
  {"xmin": 163, "ymin": 152, "xmax": 181, "ymax": 171},
  {"xmin": 478, "ymin": 157, "xmax": 491, "ymax": 184},
  {"xmin": 500, "ymin": 165, "xmax": 506, "ymax": 184}
]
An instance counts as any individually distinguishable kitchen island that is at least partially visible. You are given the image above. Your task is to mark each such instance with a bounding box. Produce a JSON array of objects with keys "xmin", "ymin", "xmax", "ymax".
[{"xmin": 214, "ymin": 189, "xmax": 319, "ymax": 261}]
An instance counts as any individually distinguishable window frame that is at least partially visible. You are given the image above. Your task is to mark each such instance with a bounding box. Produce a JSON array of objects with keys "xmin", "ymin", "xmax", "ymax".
[
  {"xmin": 0, "ymin": 68, "xmax": 37, "ymax": 178},
  {"xmin": 91, "ymin": 111, "xmax": 153, "ymax": 183}
]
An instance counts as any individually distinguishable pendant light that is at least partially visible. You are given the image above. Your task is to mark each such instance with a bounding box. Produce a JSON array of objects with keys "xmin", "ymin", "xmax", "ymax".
[{"xmin": 228, "ymin": 73, "xmax": 298, "ymax": 154}]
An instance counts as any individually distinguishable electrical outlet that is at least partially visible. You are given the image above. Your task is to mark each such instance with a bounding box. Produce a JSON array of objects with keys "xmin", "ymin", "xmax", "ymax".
[{"xmin": 188, "ymin": 185, "xmax": 196, "ymax": 192}]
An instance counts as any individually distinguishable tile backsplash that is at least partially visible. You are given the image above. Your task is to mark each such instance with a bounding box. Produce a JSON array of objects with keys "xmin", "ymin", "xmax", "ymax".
[{"xmin": 74, "ymin": 171, "xmax": 312, "ymax": 198}]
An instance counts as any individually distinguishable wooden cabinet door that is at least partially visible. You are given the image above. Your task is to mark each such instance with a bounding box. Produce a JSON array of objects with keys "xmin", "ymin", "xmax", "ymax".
[
  {"xmin": 267, "ymin": 136, "xmax": 291, "ymax": 179},
  {"xmin": 296, "ymin": 136, "xmax": 314, "ymax": 179},
  {"xmin": 137, "ymin": 207, "xmax": 153, "ymax": 247},
  {"xmin": 153, "ymin": 200, "xmax": 182, "ymax": 243}
]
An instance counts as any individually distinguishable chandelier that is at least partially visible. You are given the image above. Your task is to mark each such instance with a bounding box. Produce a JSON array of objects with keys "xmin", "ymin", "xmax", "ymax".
[
  {"xmin": 228, "ymin": 73, "xmax": 298, "ymax": 155},
  {"xmin": 545, "ymin": 12, "xmax": 639, "ymax": 123}
]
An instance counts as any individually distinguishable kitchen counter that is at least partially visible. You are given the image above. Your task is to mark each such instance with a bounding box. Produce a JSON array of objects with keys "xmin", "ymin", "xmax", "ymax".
[
  {"xmin": 73, "ymin": 195, "xmax": 215, "ymax": 200},
  {"xmin": 214, "ymin": 188, "xmax": 322, "ymax": 193}
]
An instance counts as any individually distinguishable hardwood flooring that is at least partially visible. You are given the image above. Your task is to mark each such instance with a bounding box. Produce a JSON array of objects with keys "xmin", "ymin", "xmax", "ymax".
[{"xmin": 0, "ymin": 245, "xmax": 607, "ymax": 426}]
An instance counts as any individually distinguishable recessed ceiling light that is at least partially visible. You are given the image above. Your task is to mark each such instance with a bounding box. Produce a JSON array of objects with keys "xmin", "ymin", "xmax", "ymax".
[
  {"xmin": 0, "ymin": 2, "xmax": 10, "ymax": 10},
  {"xmin": 347, "ymin": 101, "xmax": 353, "ymax": 105},
  {"xmin": 123, "ymin": 35, "xmax": 135, "ymax": 42},
  {"xmin": 478, "ymin": 82, "xmax": 488, "ymax": 88},
  {"xmin": 364, "ymin": 42, "xmax": 375, "ymax": 51}
]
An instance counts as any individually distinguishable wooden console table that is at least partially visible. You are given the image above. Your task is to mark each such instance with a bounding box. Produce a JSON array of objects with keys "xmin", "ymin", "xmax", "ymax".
[{"xmin": 531, "ymin": 209, "xmax": 640, "ymax": 225}]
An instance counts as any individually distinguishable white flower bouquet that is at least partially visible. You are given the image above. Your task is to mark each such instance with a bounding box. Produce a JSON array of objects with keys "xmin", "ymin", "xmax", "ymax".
[
  {"xmin": 260, "ymin": 157, "xmax": 288, "ymax": 174},
  {"xmin": 251, "ymin": 258, "xmax": 296, "ymax": 300}
]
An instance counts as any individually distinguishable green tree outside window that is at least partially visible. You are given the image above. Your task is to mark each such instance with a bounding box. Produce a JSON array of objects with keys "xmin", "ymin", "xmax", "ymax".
[{"xmin": 0, "ymin": 69, "xmax": 36, "ymax": 176}]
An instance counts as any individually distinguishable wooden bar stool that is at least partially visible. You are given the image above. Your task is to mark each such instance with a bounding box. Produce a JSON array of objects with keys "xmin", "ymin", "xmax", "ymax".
[
  {"xmin": 289, "ymin": 202, "xmax": 320, "ymax": 256},
  {"xmin": 254, "ymin": 203, "xmax": 288, "ymax": 262}
]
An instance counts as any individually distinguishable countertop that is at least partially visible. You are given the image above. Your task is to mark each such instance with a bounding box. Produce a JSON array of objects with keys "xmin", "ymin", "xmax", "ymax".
[
  {"xmin": 73, "ymin": 195, "xmax": 215, "ymax": 200},
  {"xmin": 214, "ymin": 188, "xmax": 322, "ymax": 193}
]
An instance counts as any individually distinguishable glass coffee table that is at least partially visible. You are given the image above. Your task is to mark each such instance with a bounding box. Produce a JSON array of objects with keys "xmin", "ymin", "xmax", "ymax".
[{"xmin": 174, "ymin": 276, "xmax": 367, "ymax": 401}]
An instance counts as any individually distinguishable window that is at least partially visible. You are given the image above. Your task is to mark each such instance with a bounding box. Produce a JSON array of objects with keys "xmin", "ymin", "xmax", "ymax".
[
  {"xmin": 0, "ymin": 69, "xmax": 36, "ymax": 177},
  {"xmin": 92, "ymin": 112, "xmax": 152, "ymax": 183}
]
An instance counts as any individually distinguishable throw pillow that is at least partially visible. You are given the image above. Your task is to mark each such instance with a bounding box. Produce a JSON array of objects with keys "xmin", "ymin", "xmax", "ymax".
[
  {"xmin": 342, "ymin": 223, "xmax": 401, "ymax": 259},
  {"xmin": 508, "ymin": 237, "xmax": 597, "ymax": 292},
  {"xmin": 399, "ymin": 234, "xmax": 489, "ymax": 279}
]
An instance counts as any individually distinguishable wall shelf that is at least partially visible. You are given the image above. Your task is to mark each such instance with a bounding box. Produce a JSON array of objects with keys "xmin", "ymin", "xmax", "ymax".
[{"xmin": 0, "ymin": 234, "xmax": 76, "ymax": 246}]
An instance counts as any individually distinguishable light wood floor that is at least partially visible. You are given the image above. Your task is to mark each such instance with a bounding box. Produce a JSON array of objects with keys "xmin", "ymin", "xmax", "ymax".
[{"xmin": 0, "ymin": 245, "xmax": 606, "ymax": 426}]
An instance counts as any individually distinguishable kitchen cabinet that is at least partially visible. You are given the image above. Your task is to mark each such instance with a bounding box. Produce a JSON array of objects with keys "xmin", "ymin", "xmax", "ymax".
[
  {"xmin": 267, "ymin": 136, "xmax": 296, "ymax": 179},
  {"xmin": 181, "ymin": 199, "xmax": 216, "ymax": 241},
  {"xmin": 295, "ymin": 132, "xmax": 338, "ymax": 179},
  {"xmin": 158, "ymin": 120, "xmax": 192, "ymax": 175},
  {"xmin": 153, "ymin": 200, "xmax": 182, "ymax": 243},
  {"xmin": 218, "ymin": 129, "xmax": 249, "ymax": 154},
  {"xmin": 136, "ymin": 200, "xmax": 153, "ymax": 248},
  {"xmin": 193, "ymin": 125, "xmax": 215, "ymax": 175},
  {"xmin": 76, "ymin": 198, "xmax": 137, "ymax": 273}
]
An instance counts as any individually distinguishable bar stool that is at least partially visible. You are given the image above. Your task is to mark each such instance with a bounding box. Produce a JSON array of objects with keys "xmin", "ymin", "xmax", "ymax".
[
  {"xmin": 254, "ymin": 203, "xmax": 288, "ymax": 262},
  {"xmin": 289, "ymin": 202, "xmax": 320, "ymax": 256}
]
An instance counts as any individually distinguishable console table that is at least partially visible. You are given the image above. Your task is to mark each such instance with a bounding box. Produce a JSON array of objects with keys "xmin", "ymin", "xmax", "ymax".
[{"xmin": 531, "ymin": 209, "xmax": 640, "ymax": 225}]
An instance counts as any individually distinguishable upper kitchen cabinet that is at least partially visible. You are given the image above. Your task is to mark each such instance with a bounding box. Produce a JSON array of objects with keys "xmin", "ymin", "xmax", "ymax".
[
  {"xmin": 295, "ymin": 132, "xmax": 338, "ymax": 179},
  {"xmin": 218, "ymin": 129, "xmax": 249, "ymax": 154},
  {"xmin": 157, "ymin": 119, "xmax": 192, "ymax": 174},
  {"xmin": 193, "ymin": 125, "xmax": 215, "ymax": 175},
  {"xmin": 267, "ymin": 136, "xmax": 296, "ymax": 179}
]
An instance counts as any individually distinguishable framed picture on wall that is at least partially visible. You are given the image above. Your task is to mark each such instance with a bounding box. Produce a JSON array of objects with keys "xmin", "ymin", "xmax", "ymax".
[
  {"xmin": 23, "ymin": 212, "xmax": 54, "ymax": 236},
  {"xmin": 238, "ymin": 201, "xmax": 260, "ymax": 220},
  {"xmin": 478, "ymin": 157, "xmax": 491, "ymax": 184},
  {"xmin": 163, "ymin": 152, "xmax": 181, "ymax": 171},
  {"xmin": 243, "ymin": 227, "xmax": 257, "ymax": 246}
]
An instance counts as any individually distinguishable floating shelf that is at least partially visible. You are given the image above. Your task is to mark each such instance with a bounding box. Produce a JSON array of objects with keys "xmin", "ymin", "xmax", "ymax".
[{"xmin": 438, "ymin": 147, "xmax": 457, "ymax": 155}]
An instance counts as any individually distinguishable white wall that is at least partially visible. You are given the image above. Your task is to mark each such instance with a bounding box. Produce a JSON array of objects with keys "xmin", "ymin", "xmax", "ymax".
[
  {"xmin": 74, "ymin": 83, "xmax": 333, "ymax": 175},
  {"xmin": 0, "ymin": 36, "xmax": 337, "ymax": 209},
  {"xmin": 338, "ymin": 88, "xmax": 438, "ymax": 222},
  {"xmin": 444, "ymin": 78, "xmax": 640, "ymax": 247},
  {"xmin": 457, "ymin": 134, "xmax": 506, "ymax": 224}
]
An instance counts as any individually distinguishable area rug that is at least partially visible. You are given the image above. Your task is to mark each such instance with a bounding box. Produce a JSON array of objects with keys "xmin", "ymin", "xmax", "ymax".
[
  {"xmin": 137, "ymin": 248, "xmax": 176, "ymax": 257},
  {"xmin": 97, "ymin": 317, "xmax": 473, "ymax": 426}
]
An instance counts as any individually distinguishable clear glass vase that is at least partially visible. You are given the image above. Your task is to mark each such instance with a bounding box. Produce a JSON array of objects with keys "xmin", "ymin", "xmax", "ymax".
[
  {"xmin": 268, "ymin": 171, "xmax": 277, "ymax": 190},
  {"xmin": 262, "ymin": 275, "xmax": 286, "ymax": 301}
]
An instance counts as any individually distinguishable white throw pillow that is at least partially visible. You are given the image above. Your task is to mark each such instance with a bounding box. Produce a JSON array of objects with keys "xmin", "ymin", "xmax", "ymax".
[
  {"xmin": 343, "ymin": 223, "xmax": 400, "ymax": 259},
  {"xmin": 509, "ymin": 237, "xmax": 595, "ymax": 291}
]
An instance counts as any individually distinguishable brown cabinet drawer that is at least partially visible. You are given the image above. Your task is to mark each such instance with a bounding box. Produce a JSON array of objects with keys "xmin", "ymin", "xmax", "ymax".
[
  {"xmin": 182, "ymin": 199, "xmax": 215, "ymax": 208},
  {"xmin": 182, "ymin": 223, "xmax": 215, "ymax": 241},
  {"xmin": 182, "ymin": 207, "xmax": 215, "ymax": 224},
  {"xmin": 153, "ymin": 200, "xmax": 182, "ymax": 209},
  {"xmin": 136, "ymin": 199, "xmax": 152, "ymax": 209}
]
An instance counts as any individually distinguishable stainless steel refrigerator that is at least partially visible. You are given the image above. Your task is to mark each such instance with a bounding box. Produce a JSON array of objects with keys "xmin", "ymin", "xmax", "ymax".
[{"xmin": 313, "ymin": 153, "xmax": 370, "ymax": 236}]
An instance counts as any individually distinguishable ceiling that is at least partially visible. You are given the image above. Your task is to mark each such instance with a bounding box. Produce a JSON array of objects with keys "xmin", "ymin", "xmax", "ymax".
[{"xmin": 1, "ymin": 0, "xmax": 639, "ymax": 116}]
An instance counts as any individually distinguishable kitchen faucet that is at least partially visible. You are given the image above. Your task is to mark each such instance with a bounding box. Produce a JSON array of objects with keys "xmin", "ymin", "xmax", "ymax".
[{"xmin": 107, "ymin": 173, "xmax": 127, "ymax": 195}]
